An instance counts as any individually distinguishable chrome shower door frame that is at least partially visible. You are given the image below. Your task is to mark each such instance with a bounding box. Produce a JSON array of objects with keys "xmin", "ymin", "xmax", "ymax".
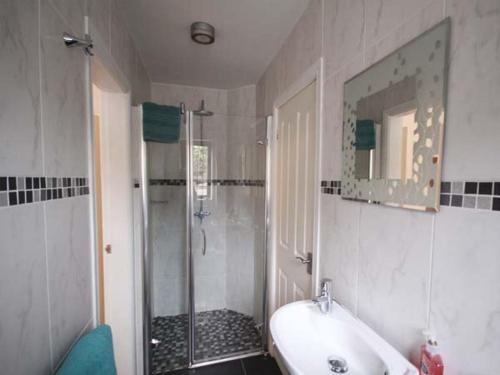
[
  {"xmin": 142, "ymin": 108, "xmax": 271, "ymax": 372},
  {"xmin": 186, "ymin": 110, "xmax": 196, "ymax": 367}
]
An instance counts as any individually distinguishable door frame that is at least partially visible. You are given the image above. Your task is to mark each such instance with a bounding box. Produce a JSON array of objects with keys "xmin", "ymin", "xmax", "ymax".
[{"xmin": 269, "ymin": 58, "xmax": 324, "ymax": 321}]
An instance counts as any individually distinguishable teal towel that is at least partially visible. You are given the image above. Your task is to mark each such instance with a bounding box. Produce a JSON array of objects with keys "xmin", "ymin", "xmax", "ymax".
[
  {"xmin": 143, "ymin": 101, "xmax": 181, "ymax": 143},
  {"xmin": 355, "ymin": 119, "xmax": 375, "ymax": 150},
  {"xmin": 56, "ymin": 325, "xmax": 117, "ymax": 375}
]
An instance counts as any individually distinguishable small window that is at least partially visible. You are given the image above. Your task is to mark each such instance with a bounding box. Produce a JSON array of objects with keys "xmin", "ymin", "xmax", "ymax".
[{"xmin": 192, "ymin": 142, "xmax": 212, "ymax": 200}]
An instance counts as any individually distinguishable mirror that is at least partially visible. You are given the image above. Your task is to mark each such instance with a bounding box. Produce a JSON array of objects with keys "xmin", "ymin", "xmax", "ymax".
[{"xmin": 342, "ymin": 18, "xmax": 450, "ymax": 211}]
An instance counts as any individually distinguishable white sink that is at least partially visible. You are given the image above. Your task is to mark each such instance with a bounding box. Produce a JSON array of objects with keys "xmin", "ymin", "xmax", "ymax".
[{"xmin": 270, "ymin": 300, "xmax": 418, "ymax": 375}]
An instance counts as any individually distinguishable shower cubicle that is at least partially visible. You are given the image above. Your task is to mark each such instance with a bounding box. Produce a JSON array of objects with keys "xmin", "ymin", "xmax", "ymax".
[{"xmin": 138, "ymin": 100, "xmax": 270, "ymax": 373}]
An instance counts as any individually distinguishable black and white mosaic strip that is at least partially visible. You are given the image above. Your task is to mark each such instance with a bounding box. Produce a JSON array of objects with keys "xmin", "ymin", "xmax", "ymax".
[
  {"xmin": 440, "ymin": 181, "xmax": 500, "ymax": 211},
  {"xmin": 321, "ymin": 180, "xmax": 342, "ymax": 195},
  {"xmin": 152, "ymin": 309, "xmax": 262, "ymax": 374},
  {"xmin": 320, "ymin": 179, "xmax": 500, "ymax": 212},
  {"xmin": 150, "ymin": 179, "xmax": 265, "ymax": 187},
  {"xmin": 0, "ymin": 176, "xmax": 89, "ymax": 208}
]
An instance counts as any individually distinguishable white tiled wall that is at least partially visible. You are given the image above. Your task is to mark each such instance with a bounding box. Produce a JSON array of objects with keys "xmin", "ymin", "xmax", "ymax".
[
  {"xmin": 257, "ymin": 0, "xmax": 500, "ymax": 373},
  {"xmin": 0, "ymin": 0, "xmax": 151, "ymax": 373}
]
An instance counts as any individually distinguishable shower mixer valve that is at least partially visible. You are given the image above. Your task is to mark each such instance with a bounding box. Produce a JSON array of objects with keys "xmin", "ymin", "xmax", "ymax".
[{"xmin": 194, "ymin": 210, "xmax": 211, "ymax": 220}]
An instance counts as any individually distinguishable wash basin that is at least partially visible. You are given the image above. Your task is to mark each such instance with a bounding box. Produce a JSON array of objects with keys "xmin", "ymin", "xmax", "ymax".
[{"xmin": 270, "ymin": 300, "xmax": 418, "ymax": 375}]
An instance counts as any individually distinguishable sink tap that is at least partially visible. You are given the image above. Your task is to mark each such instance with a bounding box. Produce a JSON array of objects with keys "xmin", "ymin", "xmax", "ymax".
[{"xmin": 313, "ymin": 278, "xmax": 333, "ymax": 313}]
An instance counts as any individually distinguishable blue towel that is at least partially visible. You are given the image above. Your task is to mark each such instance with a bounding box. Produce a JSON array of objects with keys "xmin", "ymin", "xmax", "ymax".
[
  {"xmin": 56, "ymin": 325, "xmax": 117, "ymax": 375},
  {"xmin": 355, "ymin": 119, "xmax": 376, "ymax": 150},
  {"xmin": 143, "ymin": 102, "xmax": 181, "ymax": 143}
]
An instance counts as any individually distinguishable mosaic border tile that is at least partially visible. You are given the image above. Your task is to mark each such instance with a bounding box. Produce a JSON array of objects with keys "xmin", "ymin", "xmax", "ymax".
[
  {"xmin": 321, "ymin": 180, "xmax": 342, "ymax": 195},
  {"xmin": 440, "ymin": 181, "xmax": 500, "ymax": 211},
  {"xmin": 150, "ymin": 179, "xmax": 265, "ymax": 187},
  {"xmin": 321, "ymin": 180, "xmax": 500, "ymax": 212},
  {"xmin": 0, "ymin": 176, "xmax": 89, "ymax": 208}
]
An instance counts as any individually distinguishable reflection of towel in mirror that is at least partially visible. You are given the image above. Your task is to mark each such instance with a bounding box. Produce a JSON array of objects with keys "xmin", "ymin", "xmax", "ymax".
[
  {"xmin": 355, "ymin": 120, "xmax": 375, "ymax": 150},
  {"xmin": 143, "ymin": 102, "xmax": 181, "ymax": 144}
]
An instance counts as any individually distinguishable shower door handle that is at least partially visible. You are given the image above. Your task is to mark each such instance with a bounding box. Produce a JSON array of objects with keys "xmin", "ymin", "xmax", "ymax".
[{"xmin": 201, "ymin": 228, "xmax": 207, "ymax": 256}]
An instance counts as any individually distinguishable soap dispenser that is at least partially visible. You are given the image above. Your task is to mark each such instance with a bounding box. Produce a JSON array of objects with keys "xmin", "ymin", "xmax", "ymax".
[{"xmin": 419, "ymin": 330, "xmax": 444, "ymax": 375}]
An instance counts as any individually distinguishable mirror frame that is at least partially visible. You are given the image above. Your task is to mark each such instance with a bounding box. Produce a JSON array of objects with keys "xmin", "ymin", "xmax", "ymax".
[{"xmin": 341, "ymin": 18, "xmax": 451, "ymax": 212}]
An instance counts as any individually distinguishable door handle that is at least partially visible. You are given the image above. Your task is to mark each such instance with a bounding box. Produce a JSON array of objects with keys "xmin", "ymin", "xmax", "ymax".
[
  {"xmin": 296, "ymin": 252, "xmax": 313, "ymax": 275},
  {"xmin": 295, "ymin": 255, "xmax": 311, "ymax": 264}
]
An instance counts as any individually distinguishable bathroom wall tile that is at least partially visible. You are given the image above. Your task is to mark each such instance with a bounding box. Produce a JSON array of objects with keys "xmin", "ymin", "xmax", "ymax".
[
  {"xmin": 40, "ymin": 1, "xmax": 88, "ymax": 177},
  {"xmin": 152, "ymin": 83, "xmax": 228, "ymax": 115},
  {"xmin": 357, "ymin": 204, "xmax": 433, "ymax": 361},
  {"xmin": 261, "ymin": 55, "xmax": 282, "ymax": 115},
  {"xmin": 442, "ymin": 0, "xmax": 500, "ymax": 180},
  {"xmin": 0, "ymin": 205, "xmax": 51, "ymax": 374},
  {"xmin": 256, "ymin": 0, "xmax": 322, "ymax": 115},
  {"xmin": 110, "ymin": 1, "xmax": 134, "ymax": 82},
  {"xmin": 154, "ymin": 273, "xmax": 187, "ymax": 317},
  {"xmin": 226, "ymin": 224, "xmax": 256, "ymax": 316},
  {"xmin": 227, "ymin": 85, "xmax": 257, "ymax": 117},
  {"xmin": 87, "ymin": 0, "xmax": 110, "ymax": 47},
  {"xmin": 430, "ymin": 207, "xmax": 500, "ymax": 375},
  {"xmin": 319, "ymin": 196, "xmax": 360, "ymax": 312},
  {"xmin": 49, "ymin": 0, "xmax": 85, "ymax": 35},
  {"xmin": 364, "ymin": 0, "xmax": 444, "ymax": 47},
  {"xmin": 256, "ymin": 78, "xmax": 266, "ymax": 117},
  {"xmin": 323, "ymin": 0, "xmax": 365, "ymax": 79},
  {"xmin": 0, "ymin": 0, "xmax": 42, "ymax": 176},
  {"xmin": 45, "ymin": 197, "xmax": 92, "ymax": 367},
  {"xmin": 280, "ymin": 0, "xmax": 323, "ymax": 92},
  {"xmin": 365, "ymin": 0, "xmax": 445, "ymax": 65},
  {"xmin": 132, "ymin": 52, "xmax": 151, "ymax": 105},
  {"xmin": 194, "ymin": 275, "xmax": 226, "ymax": 313},
  {"xmin": 151, "ymin": 187, "xmax": 187, "ymax": 316},
  {"xmin": 148, "ymin": 142, "xmax": 185, "ymax": 180},
  {"xmin": 226, "ymin": 116, "xmax": 260, "ymax": 180}
]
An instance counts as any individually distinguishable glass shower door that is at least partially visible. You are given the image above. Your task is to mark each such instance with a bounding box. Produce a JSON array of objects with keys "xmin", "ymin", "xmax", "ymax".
[{"xmin": 188, "ymin": 111, "xmax": 267, "ymax": 364}]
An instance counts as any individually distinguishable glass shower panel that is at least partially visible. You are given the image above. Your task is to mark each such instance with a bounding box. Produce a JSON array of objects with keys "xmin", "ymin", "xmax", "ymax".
[
  {"xmin": 148, "ymin": 131, "xmax": 189, "ymax": 373},
  {"xmin": 190, "ymin": 112, "xmax": 267, "ymax": 363}
]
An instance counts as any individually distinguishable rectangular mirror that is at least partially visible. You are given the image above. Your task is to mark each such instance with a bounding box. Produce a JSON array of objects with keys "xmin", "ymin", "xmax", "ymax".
[{"xmin": 342, "ymin": 18, "xmax": 450, "ymax": 211}]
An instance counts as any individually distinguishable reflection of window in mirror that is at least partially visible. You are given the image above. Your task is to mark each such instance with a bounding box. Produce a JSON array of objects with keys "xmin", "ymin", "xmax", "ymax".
[
  {"xmin": 192, "ymin": 141, "xmax": 212, "ymax": 200},
  {"xmin": 382, "ymin": 101, "xmax": 417, "ymax": 182}
]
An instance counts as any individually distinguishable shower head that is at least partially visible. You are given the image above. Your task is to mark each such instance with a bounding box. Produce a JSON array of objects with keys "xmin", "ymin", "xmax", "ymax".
[{"xmin": 193, "ymin": 100, "xmax": 214, "ymax": 117}]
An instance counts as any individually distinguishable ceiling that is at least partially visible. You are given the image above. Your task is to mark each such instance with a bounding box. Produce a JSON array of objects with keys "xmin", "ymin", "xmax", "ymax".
[{"xmin": 123, "ymin": 0, "xmax": 310, "ymax": 89}]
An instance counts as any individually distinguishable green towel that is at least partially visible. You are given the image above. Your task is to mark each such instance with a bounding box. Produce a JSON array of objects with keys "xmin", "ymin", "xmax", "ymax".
[
  {"xmin": 56, "ymin": 325, "xmax": 117, "ymax": 375},
  {"xmin": 355, "ymin": 119, "xmax": 375, "ymax": 150},
  {"xmin": 143, "ymin": 102, "xmax": 181, "ymax": 143}
]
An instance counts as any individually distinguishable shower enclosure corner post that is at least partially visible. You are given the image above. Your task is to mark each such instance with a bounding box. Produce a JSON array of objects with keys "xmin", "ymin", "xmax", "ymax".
[
  {"xmin": 140, "ymin": 116, "xmax": 152, "ymax": 375},
  {"xmin": 262, "ymin": 115, "xmax": 273, "ymax": 352},
  {"xmin": 185, "ymin": 109, "xmax": 196, "ymax": 367}
]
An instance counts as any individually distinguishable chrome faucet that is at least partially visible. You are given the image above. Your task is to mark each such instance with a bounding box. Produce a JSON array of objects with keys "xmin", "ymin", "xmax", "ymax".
[{"xmin": 313, "ymin": 278, "xmax": 333, "ymax": 313}]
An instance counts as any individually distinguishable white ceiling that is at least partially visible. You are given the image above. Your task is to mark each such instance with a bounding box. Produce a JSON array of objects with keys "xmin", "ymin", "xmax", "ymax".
[{"xmin": 123, "ymin": 0, "xmax": 310, "ymax": 89}]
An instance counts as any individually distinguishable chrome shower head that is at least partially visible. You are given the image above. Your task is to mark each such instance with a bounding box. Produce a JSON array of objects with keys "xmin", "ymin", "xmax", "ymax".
[{"xmin": 193, "ymin": 100, "xmax": 213, "ymax": 117}]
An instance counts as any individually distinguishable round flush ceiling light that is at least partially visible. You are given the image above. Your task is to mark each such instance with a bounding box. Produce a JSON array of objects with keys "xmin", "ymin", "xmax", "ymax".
[{"xmin": 191, "ymin": 22, "xmax": 215, "ymax": 45}]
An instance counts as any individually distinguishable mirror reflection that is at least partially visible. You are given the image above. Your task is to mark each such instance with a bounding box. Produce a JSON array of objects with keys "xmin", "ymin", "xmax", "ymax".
[{"xmin": 342, "ymin": 19, "xmax": 450, "ymax": 211}]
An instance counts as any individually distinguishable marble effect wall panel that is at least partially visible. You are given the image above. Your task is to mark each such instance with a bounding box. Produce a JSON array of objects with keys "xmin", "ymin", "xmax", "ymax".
[
  {"xmin": 0, "ymin": 0, "xmax": 151, "ymax": 373},
  {"xmin": 257, "ymin": 0, "xmax": 500, "ymax": 372}
]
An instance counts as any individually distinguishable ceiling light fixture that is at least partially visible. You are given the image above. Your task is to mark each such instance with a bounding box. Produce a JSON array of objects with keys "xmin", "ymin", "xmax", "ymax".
[{"xmin": 191, "ymin": 22, "xmax": 215, "ymax": 45}]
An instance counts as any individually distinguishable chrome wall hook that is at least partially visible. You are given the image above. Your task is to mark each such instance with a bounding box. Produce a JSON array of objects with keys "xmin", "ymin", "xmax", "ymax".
[{"xmin": 63, "ymin": 32, "xmax": 94, "ymax": 56}]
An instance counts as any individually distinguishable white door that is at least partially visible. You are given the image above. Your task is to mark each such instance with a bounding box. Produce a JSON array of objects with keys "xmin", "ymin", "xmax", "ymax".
[{"xmin": 274, "ymin": 81, "xmax": 317, "ymax": 308}]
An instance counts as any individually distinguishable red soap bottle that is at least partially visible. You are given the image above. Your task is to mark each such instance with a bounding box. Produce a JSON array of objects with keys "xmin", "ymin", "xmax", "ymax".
[{"xmin": 419, "ymin": 331, "xmax": 444, "ymax": 375}]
